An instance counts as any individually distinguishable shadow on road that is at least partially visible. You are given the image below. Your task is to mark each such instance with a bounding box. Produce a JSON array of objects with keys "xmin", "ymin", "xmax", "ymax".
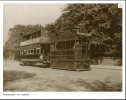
[{"xmin": 76, "ymin": 78, "xmax": 122, "ymax": 91}]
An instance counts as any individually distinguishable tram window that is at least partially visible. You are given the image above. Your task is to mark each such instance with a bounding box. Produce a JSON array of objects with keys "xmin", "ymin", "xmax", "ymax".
[
  {"xmin": 77, "ymin": 39, "xmax": 81, "ymax": 44},
  {"xmin": 33, "ymin": 34, "xmax": 36, "ymax": 39},
  {"xmin": 23, "ymin": 51, "xmax": 25, "ymax": 55},
  {"xmin": 34, "ymin": 49, "xmax": 36, "ymax": 54},
  {"xmin": 26, "ymin": 36, "xmax": 27, "ymax": 40},
  {"xmin": 75, "ymin": 40, "xmax": 81, "ymax": 46},
  {"xmin": 36, "ymin": 48, "xmax": 40, "ymax": 54},
  {"xmin": 55, "ymin": 43, "xmax": 57, "ymax": 50},
  {"xmin": 71, "ymin": 40, "xmax": 75, "ymax": 49},
  {"xmin": 26, "ymin": 50, "xmax": 27, "ymax": 55},
  {"xmin": 27, "ymin": 50, "xmax": 29, "ymax": 54},
  {"xmin": 20, "ymin": 50, "xmax": 23, "ymax": 55},
  {"xmin": 20, "ymin": 50, "xmax": 22, "ymax": 55},
  {"xmin": 27, "ymin": 50, "xmax": 30, "ymax": 55},
  {"xmin": 81, "ymin": 38, "xmax": 86, "ymax": 46},
  {"xmin": 23, "ymin": 50, "xmax": 25, "ymax": 55},
  {"xmin": 24, "ymin": 50, "xmax": 26, "ymax": 55},
  {"xmin": 30, "ymin": 35, "xmax": 32, "ymax": 39},
  {"xmin": 66, "ymin": 41, "xmax": 71, "ymax": 49},
  {"xmin": 26, "ymin": 36, "xmax": 30, "ymax": 40},
  {"xmin": 36, "ymin": 32, "xmax": 41, "ymax": 37},
  {"xmin": 23, "ymin": 37, "xmax": 26, "ymax": 41},
  {"xmin": 88, "ymin": 44, "xmax": 90, "ymax": 50},
  {"xmin": 22, "ymin": 51, "xmax": 24, "ymax": 55},
  {"xmin": 23, "ymin": 51, "xmax": 24, "ymax": 55},
  {"xmin": 56, "ymin": 42, "xmax": 61, "ymax": 50},
  {"xmin": 79, "ymin": 37, "xmax": 82, "ymax": 43},
  {"xmin": 50, "ymin": 44, "xmax": 55, "ymax": 50},
  {"xmin": 26, "ymin": 51, "xmax": 28, "ymax": 55},
  {"xmin": 30, "ymin": 49, "xmax": 34, "ymax": 54},
  {"xmin": 36, "ymin": 33, "xmax": 39, "ymax": 37},
  {"xmin": 32, "ymin": 34, "xmax": 34, "ymax": 39},
  {"xmin": 62, "ymin": 42, "xmax": 66, "ymax": 50}
]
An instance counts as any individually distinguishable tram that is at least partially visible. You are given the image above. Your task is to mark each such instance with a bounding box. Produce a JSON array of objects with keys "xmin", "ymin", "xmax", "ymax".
[
  {"xmin": 50, "ymin": 32, "xmax": 91, "ymax": 71},
  {"xmin": 20, "ymin": 30, "xmax": 50, "ymax": 67},
  {"xmin": 20, "ymin": 30, "xmax": 91, "ymax": 71}
]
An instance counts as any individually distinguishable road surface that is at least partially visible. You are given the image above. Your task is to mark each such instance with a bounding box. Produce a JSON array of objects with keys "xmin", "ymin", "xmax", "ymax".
[{"xmin": 3, "ymin": 61, "xmax": 122, "ymax": 91}]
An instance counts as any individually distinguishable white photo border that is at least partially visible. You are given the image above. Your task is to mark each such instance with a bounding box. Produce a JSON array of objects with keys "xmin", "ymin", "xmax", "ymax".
[{"xmin": 0, "ymin": 0, "xmax": 125, "ymax": 99}]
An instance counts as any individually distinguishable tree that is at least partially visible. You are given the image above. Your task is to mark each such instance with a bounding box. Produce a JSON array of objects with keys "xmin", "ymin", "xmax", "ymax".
[
  {"xmin": 4, "ymin": 24, "xmax": 44, "ymax": 60},
  {"xmin": 51, "ymin": 4, "xmax": 122, "ymax": 64}
]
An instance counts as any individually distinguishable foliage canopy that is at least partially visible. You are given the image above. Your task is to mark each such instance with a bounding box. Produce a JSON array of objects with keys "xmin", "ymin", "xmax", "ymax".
[{"xmin": 4, "ymin": 4, "xmax": 122, "ymax": 64}]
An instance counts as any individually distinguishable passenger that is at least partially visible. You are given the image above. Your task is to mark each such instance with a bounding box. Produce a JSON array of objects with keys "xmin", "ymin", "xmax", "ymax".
[{"xmin": 73, "ymin": 40, "xmax": 81, "ymax": 49}]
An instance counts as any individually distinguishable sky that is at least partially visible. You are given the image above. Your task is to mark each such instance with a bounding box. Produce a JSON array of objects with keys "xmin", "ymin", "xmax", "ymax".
[{"xmin": 3, "ymin": 4, "xmax": 65, "ymax": 44}]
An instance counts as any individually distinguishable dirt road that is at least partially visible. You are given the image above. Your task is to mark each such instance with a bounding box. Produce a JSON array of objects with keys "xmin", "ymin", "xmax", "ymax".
[{"xmin": 3, "ymin": 61, "xmax": 122, "ymax": 91}]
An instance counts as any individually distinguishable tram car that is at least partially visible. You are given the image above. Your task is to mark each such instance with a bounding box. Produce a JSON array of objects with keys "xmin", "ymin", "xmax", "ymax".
[
  {"xmin": 20, "ymin": 30, "xmax": 50, "ymax": 67},
  {"xmin": 50, "ymin": 32, "xmax": 91, "ymax": 71},
  {"xmin": 20, "ymin": 30, "xmax": 91, "ymax": 71}
]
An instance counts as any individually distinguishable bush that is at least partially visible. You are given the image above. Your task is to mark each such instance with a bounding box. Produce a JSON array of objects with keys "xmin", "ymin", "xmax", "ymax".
[{"xmin": 114, "ymin": 58, "xmax": 122, "ymax": 66}]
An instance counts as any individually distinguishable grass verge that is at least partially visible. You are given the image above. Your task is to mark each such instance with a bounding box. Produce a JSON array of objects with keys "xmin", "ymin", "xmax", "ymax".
[{"xmin": 3, "ymin": 70, "xmax": 36, "ymax": 88}]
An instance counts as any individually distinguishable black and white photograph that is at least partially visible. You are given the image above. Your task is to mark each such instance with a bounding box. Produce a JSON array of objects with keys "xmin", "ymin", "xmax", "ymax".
[{"xmin": 1, "ymin": 0, "xmax": 125, "ymax": 99}]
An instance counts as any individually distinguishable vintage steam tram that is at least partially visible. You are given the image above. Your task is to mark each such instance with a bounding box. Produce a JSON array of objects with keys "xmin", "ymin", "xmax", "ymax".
[{"xmin": 20, "ymin": 30, "xmax": 91, "ymax": 71}]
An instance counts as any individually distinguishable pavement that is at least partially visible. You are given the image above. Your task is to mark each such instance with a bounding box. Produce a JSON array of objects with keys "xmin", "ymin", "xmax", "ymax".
[{"xmin": 91, "ymin": 65, "xmax": 122, "ymax": 70}]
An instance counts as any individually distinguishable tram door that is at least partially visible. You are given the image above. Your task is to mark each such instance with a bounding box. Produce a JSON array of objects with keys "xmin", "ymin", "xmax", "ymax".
[
  {"xmin": 75, "ymin": 36, "xmax": 90, "ymax": 69},
  {"xmin": 41, "ymin": 44, "xmax": 50, "ymax": 61},
  {"xmin": 81, "ymin": 37, "xmax": 90, "ymax": 60},
  {"xmin": 75, "ymin": 37, "xmax": 89, "ymax": 60}
]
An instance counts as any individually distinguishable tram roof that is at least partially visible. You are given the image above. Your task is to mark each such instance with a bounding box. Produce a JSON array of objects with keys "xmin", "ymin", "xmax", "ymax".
[
  {"xmin": 51, "ymin": 33, "xmax": 76, "ymax": 42},
  {"xmin": 51, "ymin": 32, "xmax": 91, "ymax": 42},
  {"xmin": 22, "ymin": 30, "xmax": 41, "ymax": 37},
  {"xmin": 22, "ymin": 30, "xmax": 91, "ymax": 43}
]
